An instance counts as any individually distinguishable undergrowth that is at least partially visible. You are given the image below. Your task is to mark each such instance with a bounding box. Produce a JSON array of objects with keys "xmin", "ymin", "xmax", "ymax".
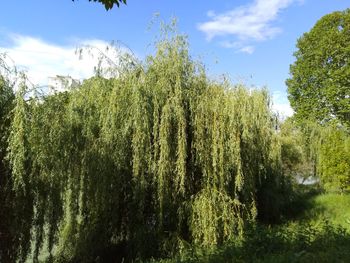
[{"xmin": 151, "ymin": 188, "xmax": 350, "ymax": 263}]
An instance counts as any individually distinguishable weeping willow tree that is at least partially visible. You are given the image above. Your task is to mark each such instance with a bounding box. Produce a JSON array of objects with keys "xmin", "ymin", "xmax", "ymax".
[
  {"xmin": 1, "ymin": 57, "xmax": 35, "ymax": 263},
  {"xmin": 6, "ymin": 26, "xmax": 289, "ymax": 262},
  {"xmin": 0, "ymin": 75, "xmax": 15, "ymax": 263}
]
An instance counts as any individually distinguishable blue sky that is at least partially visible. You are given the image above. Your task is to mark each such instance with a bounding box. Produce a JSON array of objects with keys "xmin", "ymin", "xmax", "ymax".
[{"xmin": 0, "ymin": 0, "xmax": 348, "ymax": 116}]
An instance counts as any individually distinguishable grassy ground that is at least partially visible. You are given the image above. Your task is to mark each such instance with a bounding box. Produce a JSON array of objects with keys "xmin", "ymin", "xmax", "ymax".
[
  {"xmin": 300, "ymin": 193, "xmax": 350, "ymax": 231},
  {"xmin": 151, "ymin": 189, "xmax": 350, "ymax": 263},
  {"xmin": 32, "ymin": 188, "xmax": 350, "ymax": 262}
]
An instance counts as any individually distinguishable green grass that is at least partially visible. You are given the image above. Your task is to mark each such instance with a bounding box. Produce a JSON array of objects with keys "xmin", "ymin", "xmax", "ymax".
[
  {"xmin": 32, "ymin": 190, "xmax": 350, "ymax": 262},
  {"xmin": 151, "ymin": 190, "xmax": 350, "ymax": 263},
  {"xmin": 300, "ymin": 193, "xmax": 350, "ymax": 231},
  {"xmin": 151, "ymin": 222, "xmax": 350, "ymax": 263}
]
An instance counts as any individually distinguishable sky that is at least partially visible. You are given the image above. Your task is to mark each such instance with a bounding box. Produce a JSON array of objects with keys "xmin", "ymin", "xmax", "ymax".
[{"xmin": 0, "ymin": 0, "xmax": 348, "ymax": 117}]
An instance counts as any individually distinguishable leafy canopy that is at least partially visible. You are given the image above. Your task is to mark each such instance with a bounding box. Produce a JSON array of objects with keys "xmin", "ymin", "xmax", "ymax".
[{"xmin": 286, "ymin": 8, "xmax": 350, "ymax": 126}]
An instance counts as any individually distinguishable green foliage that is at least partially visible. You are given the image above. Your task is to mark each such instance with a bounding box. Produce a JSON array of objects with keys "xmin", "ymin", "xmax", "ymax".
[
  {"xmin": 4, "ymin": 27, "xmax": 290, "ymax": 262},
  {"xmin": 281, "ymin": 117, "xmax": 350, "ymax": 193},
  {"xmin": 152, "ymin": 221, "xmax": 350, "ymax": 263},
  {"xmin": 280, "ymin": 118, "xmax": 350, "ymax": 193},
  {"xmin": 286, "ymin": 8, "xmax": 350, "ymax": 126},
  {"xmin": 153, "ymin": 191, "xmax": 350, "ymax": 263},
  {"xmin": 0, "ymin": 64, "xmax": 28, "ymax": 263},
  {"xmin": 278, "ymin": 118, "xmax": 322, "ymax": 186},
  {"xmin": 0, "ymin": 76, "xmax": 14, "ymax": 159},
  {"xmin": 72, "ymin": 0, "xmax": 127, "ymax": 10},
  {"xmin": 301, "ymin": 193, "xmax": 350, "ymax": 231},
  {"xmin": 0, "ymin": 76, "xmax": 15, "ymax": 262},
  {"xmin": 280, "ymin": 119, "xmax": 306, "ymax": 177},
  {"xmin": 318, "ymin": 126, "xmax": 350, "ymax": 192}
]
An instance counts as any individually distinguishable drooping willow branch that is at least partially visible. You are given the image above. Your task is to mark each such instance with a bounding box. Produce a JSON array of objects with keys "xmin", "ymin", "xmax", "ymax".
[{"xmin": 6, "ymin": 28, "xmax": 287, "ymax": 262}]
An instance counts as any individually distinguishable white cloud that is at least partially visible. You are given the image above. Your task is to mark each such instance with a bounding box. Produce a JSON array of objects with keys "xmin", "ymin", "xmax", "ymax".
[
  {"xmin": 272, "ymin": 102, "xmax": 294, "ymax": 118},
  {"xmin": 272, "ymin": 90, "xmax": 294, "ymax": 118},
  {"xmin": 198, "ymin": 0, "xmax": 297, "ymax": 53},
  {"xmin": 220, "ymin": 41, "xmax": 254, "ymax": 54},
  {"xmin": 239, "ymin": 46, "xmax": 255, "ymax": 54},
  {"xmin": 0, "ymin": 34, "xmax": 128, "ymax": 87}
]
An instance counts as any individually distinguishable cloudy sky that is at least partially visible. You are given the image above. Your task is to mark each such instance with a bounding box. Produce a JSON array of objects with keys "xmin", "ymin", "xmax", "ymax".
[{"xmin": 0, "ymin": 0, "xmax": 348, "ymax": 117}]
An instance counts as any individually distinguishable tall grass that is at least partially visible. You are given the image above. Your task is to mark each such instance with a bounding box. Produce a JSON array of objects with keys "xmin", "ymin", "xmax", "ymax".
[
  {"xmin": 301, "ymin": 193, "xmax": 350, "ymax": 231},
  {"xmin": 151, "ymin": 190, "xmax": 350, "ymax": 263}
]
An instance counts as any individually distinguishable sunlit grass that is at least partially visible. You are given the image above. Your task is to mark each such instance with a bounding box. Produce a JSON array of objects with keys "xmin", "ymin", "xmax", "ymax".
[
  {"xmin": 302, "ymin": 193, "xmax": 350, "ymax": 231},
  {"xmin": 151, "ymin": 191, "xmax": 350, "ymax": 263}
]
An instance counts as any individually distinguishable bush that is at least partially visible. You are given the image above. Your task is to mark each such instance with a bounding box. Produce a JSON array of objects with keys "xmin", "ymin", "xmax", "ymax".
[{"xmin": 318, "ymin": 126, "xmax": 350, "ymax": 192}]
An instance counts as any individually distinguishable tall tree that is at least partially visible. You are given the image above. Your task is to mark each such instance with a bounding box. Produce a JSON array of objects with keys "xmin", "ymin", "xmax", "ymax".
[
  {"xmin": 0, "ymin": 76, "xmax": 16, "ymax": 263},
  {"xmin": 286, "ymin": 9, "xmax": 350, "ymax": 126},
  {"xmin": 6, "ymin": 28, "xmax": 291, "ymax": 262}
]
